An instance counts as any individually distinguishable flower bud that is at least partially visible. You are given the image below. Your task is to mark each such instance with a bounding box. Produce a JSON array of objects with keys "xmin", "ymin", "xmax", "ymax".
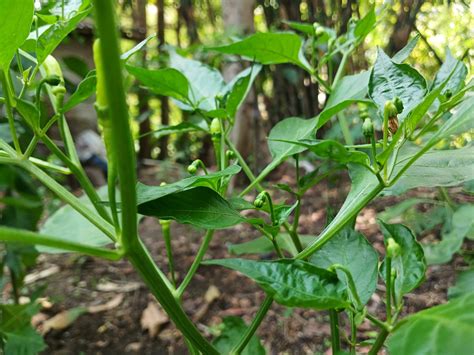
[
  {"xmin": 187, "ymin": 162, "xmax": 198, "ymax": 174},
  {"xmin": 226, "ymin": 150, "xmax": 235, "ymax": 160},
  {"xmin": 210, "ymin": 118, "xmax": 221, "ymax": 137},
  {"xmin": 254, "ymin": 191, "xmax": 266, "ymax": 208},
  {"xmin": 362, "ymin": 118, "xmax": 373, "ymax": 138},
  {"xmin": 384, "ymin": 100, "xmax": 398, "ymax": 119},
  {"xmin": 386, "ymin": 238, "xmax": 401, "ymax": 258},
  {"xmin": 393, "ymin": 97, "xmax": 404, "ymax": 114},
  {"xmin": 445, "ymin": 89, "xmax": 452, "ymax": 99},
  {"xmin": 313, "ymin": 23, "xmax": 325, "ymax": 37}
]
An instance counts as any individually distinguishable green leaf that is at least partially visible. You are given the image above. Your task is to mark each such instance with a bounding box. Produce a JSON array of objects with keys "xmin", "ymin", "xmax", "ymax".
[
  {"xmin": 204, "ymin": 258, "xmax": 349, "ymax": 309},
  {"xmin": 33, "ymin": 9, "xmax": 91, "ymax": 64},
  {"xmin": 276, "ymin": 139, "xmax": 370, "ymax": 166},
  {"xmin": 223, "ymin": 64, "xmax": 262, "ymax": 118},
  {"xmin": 369, "ymin": 48, "xmax": 427, "ymax": 120},
  {"xmin": 379, "ymin": 222, "xmax": 426, "ymax": 299},
  {"xmin": 318, "ymin": 71, "xmax": 371, "ymax": 128},
  {"xmin": 282, "ymin": 21, "xmax": 315, "ymax": 35},
  {"xmin": 268, "ymin": 117, "xmax": 317, "ymax": 161},
  {"xmin": 0, "ymin": 303, "xmax": 46, "ymax": 355},
  {"xmin": 388, "ymin": 293, "xmax": 474, "ymax": 355},
  {"xmin": 137, "ymin": 186, "xmax": 244, "ymax": 229},
  {"xmin": 210, "ymin": 32, "xmax": 312, "ymax": 72},
  {"xmin": 0, "ymin": 0, "xmax": 34, "ymax": 70},
  {"xmin": 423, "ymin": 204, "xmax": 474, "ymax": 265},
  {"xmin": 354, "ymin": 8, "xmax": 376, "ymax": 39},
  {"xmin": 391, "ymin": 34, "xmax": 420, "ymax": 63},
  {"xmin": 50, "ymin": 0, "xmax": 91, "ymax": 19},
  {"xmin": 136, "ymin": 165, "xmax": 241, "ymax": 205},
  {"xmin": 448, "ymin": 268, "xmax": 474, "ymax": 299},
  {"xmin": 39, "ymin": 186, "xmax": 112, "ymax": 253},
  {"xmin": 121, "ymin": 34, "xmax": 156, "ymax": 61},
  {"xmin": 63, "ymin": 71, "xmax": 97, "ymax": 112},
  {"xmin": 388, "ymin": 145, "xmax": 474, "ymax": 195},
  {"xmin": 213, "ymin": 317, "xmax": 265, "ymax": 355},
  {"xmin": 15, "ymin": 99, "xmax": 40, "ymax": 130},
  {"xmin": 169, "ymin": 50, "xmax": 226, "ymax": 111},
  {"xmin": 126, "ymin": 65, "xmax": 190, "ymax": 103},
  {"xmin": 310, "ymin": 227, "xmax": 378, "ymax": 305},
  {"xmin": 432, "ymin": 49, "xmax": 468, "ymax": 95}
]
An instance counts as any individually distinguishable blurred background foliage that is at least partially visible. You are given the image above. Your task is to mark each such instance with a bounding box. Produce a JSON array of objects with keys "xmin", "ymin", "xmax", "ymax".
[{"xmin": 33, "ymin": 0, "xmax": 473, "ymax": 165}]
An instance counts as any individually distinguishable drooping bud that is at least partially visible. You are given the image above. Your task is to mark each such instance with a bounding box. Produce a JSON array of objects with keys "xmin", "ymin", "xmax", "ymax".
[
  {"xmin": 187, "ymin": 160, "xmax": 199, "ymax": 175},
  {"xmin": 393, "ymin": 97, "xmax": 404, "ymax": 114},
  {"xmin": 226, "ymin": 150, "xmax": 235, "ymax": 160},
  {"xmin": 253, "ymin": 191, "xmax": 266, "ymax": 208},
  {"xmin": 362, "ymin": 118, "xmax": 374, "ymax": 138},
  {"xmin": 386, "ymin": 238, "xmax": 401, "ymax": 258},
  {"xmin": 445, "ymin": 89, "xmax": 452, "ymax": 99}
]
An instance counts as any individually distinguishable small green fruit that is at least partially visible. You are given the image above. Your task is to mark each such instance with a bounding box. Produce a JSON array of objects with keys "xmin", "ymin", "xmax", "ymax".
[
  {"xmin": 362, "ymin": 118, "xmax": 374, "ymax": 138},
  {"xmin": 210, "ymin": 118, "xmax": 221, "ymax": 137}
]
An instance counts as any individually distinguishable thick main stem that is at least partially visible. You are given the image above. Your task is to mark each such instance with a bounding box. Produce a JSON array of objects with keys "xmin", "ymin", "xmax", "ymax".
[{"xmin": 329, "ymin": 309, "xmax": 341, "ymax": 354}]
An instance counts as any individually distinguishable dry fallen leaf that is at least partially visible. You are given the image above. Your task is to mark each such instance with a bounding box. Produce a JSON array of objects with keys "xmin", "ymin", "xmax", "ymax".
[
  {"xmin": 24, "ymin": 265, "xmax": 60, "ymax": 284},
  {"xmin": 204, "ymin": 285, "xmax": 220, "ymax": 303},
  {"xmin": 40, "ymin": 307, "xmax": 87, "ymax": 335},
  {"xmin": 140, "ymin": 301, "xmax": 169, "ymax": 338},
  {"xmin": 87, "ymin": 294, "xmax": 124, "ymax": 314},
  {"xmin": 96, "ymin": 281, "xmax": 141, "ymax": 292}
]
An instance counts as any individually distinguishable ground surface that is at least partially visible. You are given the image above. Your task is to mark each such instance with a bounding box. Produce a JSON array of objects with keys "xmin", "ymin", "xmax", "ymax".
[{"xmin": 24, "ymin": 163, "xmax": 470, "ymax": 354}]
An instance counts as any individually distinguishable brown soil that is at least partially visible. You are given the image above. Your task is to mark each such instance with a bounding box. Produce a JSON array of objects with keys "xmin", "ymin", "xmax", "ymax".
[{"xmin": 25, "ymin": 163, "xmax": 470, "ymax": 354}]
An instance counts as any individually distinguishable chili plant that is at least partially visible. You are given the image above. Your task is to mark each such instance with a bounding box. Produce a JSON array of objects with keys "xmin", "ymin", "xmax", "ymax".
[{"xmin": 0, "ymin": 0, "xmax": 473, "ymax": 354}]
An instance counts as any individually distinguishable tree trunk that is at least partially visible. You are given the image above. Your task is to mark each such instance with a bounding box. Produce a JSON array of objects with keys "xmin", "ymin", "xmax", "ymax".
[
  {"xmin": 180, "ymin": 0, "xmax": 200, "ymax": 45},
  {"xmin": 387, "ymin": 0, "xmax": 425, "ymax": 55},
  {"xmin": 221, "ymin": 0, "xmax": 256, "ymax": 160},
  {"xmin": 134, "ymin": 0, "xmax": 152, "ymax": 160}
]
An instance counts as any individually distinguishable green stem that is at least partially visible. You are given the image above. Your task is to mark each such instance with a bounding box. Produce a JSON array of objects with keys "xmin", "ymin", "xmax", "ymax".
[
  {"xmin": 272, "ymin": 238, "xmax": 284, "ymax": 258},
  {"xmin": 128, "ymin": 240, "xmax": 218, "ymax": 354},
  {"xmin": 331, "ymin": 51, "xmax": 350, "ymax": 90},
  {"xmin": 161, "ymin": 221, "xmax": 176, "ymax": 287},
  {"xmin": 296, "ymin": 183, "xmax": 384, "ymax": 259},
  {"xmin": 385, "ymin": 256, "xmax": 392, "ymax": 324},
  {"xmin": 0, "ymin": 153, "xmax": 116, "ymax": 241},
  {"xmin": 329, "ymin": 309, "xmax": 341, "ymax": 354},
  {"xmin": 176, "ymin": 230, "xmax": 214, "ymax": 298},
  {"xmin": 368, "ymin": 329, "xmax": 389, "ymax": 355},
  {"xmin": 23, "ymin": 135, "xmax": 39, "ymax": 159},
  {"xmin": 0, "ymin": 70, "xmax": 21, "ymax": 153},
  {"xmin": 338, "ymin": 111, "xmax": 354, "ymax": 146},
  {"xmin": 41, "ymin": 135, "xmax": 112, "ymax": 223},
  {"xmin": 230, "ymin": 296, "xmax": 273, "ymax": 355},
  {"xmin": 350, "ymin": 311, "xmax": 357, "ymax": 354},
  {"xmin": 93, "ymin": 0, "xmax": 138, "ymax": 252},
  {"xmin": 438, "ymin": 187, "xmax": 455, "ymax": 209},
  {"xmin": 0, "ymin": 226, "xmax": 122, "ymax": 260},
  {"xmin": 366, "ymin": 313, "xmax": 390, "ymax": 331}
]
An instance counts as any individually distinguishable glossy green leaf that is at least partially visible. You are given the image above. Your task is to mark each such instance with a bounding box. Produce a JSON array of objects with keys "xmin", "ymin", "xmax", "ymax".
[
  {"xmin": 126, "ymin": 65, "xmax": 190, "ymax": 103},
  {"xmin": 137, "ymin": 186, "xmax": 244, "ymax": 229},
  {"xmin": 34, "ymin": 9, "xmax": 91, "ymax": 64},
  {"xmin": 169, "ymin": 50, "xmax": 226, "ymax": 111},
  {"xmin": 369, "ymin": 49, "xmax": 427, "ymax": 120},
  {"xmin": 282, "ymin": 20, "xmax": 315, "ymax": 35},
  {"xmin": 39, "ymin": 186, "xmax": 112, "ymax": 253},
  {"xmin": 448, "ymin": 268, "xmax": 474, "ymax": 299},
  {"xmin": 276, "ymin": 139, "xmax": 370, "ymax": 166},
  {"xmin": 268, "ymin": 117, "xmax": 317, "ymax": 161},
  {"xmin": 388, "ymin": 293, "xmax": 474, "ymax": 355},
  {"xmin": 63, "ymin": 71, "xmax": 97, "ymax": 112},
  {"xmin": 423, "ymin": 204, "xmax": 474, "ymax": 265},
  {"xmin": 391, "ymin": 35, "xmax": 420, "ymax": 63},
  {"xmin": 388, "ymin": 145, "xmax": 474, "ymax": 195},
  {"xmin": 210, "ymin": 32, "xmax": 312, "ymax": 72},
  {"xmin": 0, "ymin": 0, "xmax": 34, "ymax": 70},
  {"xmin": 380, "ymin": 222, "xmax": 426, "ymax": 298},
  {"xmin": 136, "ymin": 165, "xmax": 241, "ymax": 205},
  {"xmin": 204, "ymin": 258, "xmax": 349, "ymax": 309},
  {"xmin": 318, "ymin": 71, "xmax": 371, "ymax": 128},
  {"xmin": 432, "ymin": 49, "xmax": 467, "ymax": 95},
  {"xmin": 15, "ymin": 99, "xmax": 40, "ymax": 130},
  {"xmin": 310, "ymin": 227, "xmax": 378, "ymax": 305},
  {"xmin": 213, "ymin": 317, "xmax": 265, "ymax": 355}
]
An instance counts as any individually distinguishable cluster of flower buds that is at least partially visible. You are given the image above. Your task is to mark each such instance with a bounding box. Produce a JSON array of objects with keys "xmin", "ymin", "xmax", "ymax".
[
  {"xmin": 253, "ymin": 191, "xmax": 267, "ymax": 208},
  {"xmin": 313, "ymin": 22, "xmax": 326, "ymax": 37},
  {"xmin": 384, "ymin": 97, "xmax": 404, "ymax": 135}
]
